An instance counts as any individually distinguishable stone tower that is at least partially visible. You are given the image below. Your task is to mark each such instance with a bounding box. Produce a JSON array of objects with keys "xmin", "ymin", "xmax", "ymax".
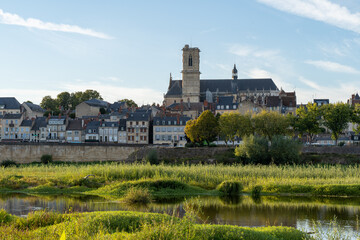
[{"xmin": 182, "ymin": 44, "xmax": 200, "ymax": 103}]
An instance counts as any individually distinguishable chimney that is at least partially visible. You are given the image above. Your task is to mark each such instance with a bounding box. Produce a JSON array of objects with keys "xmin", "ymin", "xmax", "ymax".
[
  {"xmin": 204, "ymin": 100, "xmax": 208, "ymax": 108},
  {"xmin": 177, "ymin": 115, "xmax": 180, "ymax": 125},
  {"xmin": 216, "ymin": 97, "xmax": 219, "ymax": 103}
]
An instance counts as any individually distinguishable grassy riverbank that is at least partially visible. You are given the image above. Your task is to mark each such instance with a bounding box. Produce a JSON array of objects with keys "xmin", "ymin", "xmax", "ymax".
[
  {"xmin": 0, "ymin": 209, "xmax": 309, "ymax": 240},
  {"xmin": 2, "ymin": 163, "xmax": 360, "ymax": 197}
]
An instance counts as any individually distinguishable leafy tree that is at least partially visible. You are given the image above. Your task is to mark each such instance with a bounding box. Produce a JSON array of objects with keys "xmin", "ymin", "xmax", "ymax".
[
  {"xmin": 351, "ymin": 104, "xmax": 360, "ymax": 134},
  {"xmin": 40, "ymin": 96, "xmax": 58, "ymax": 112},
  {"xmin": 100, "ymin": 107, "xmax": 107, "ymax": 114},
  {"xmin": 184, "ymin": 110, "xmax": 219, "ymax": 145},
  {"xmin": 237, "ymin": 113, "xmax": 254, "ymax": 138},
  {"xmin": 294, "ymin": 103, "xmax": 322, "ymax": 143},
  {"xmin": 219, "ymin": 113, "xmax": 241, "ymax": 145},
  {"xmin": 25, "ymin": 100, "xmax": 33, "ymax": 104},
  {"xmin": 235, "ymin": 135, "xmax": 270, "ymax": 164},
  {"xmin": 253, "ymin": 111, "xmax": 291, "ymax": 141},
  {"xmin": 81, "ymin": 89, "xmax": 103, "ymax": 102},
  {"xmin": 184, "ymin": 119, "xmax": 199, "ymax": 143},
  {"xmin": 269, "ymin": 136, "xmax": 302, "ymax": 164},
  {"xmin": 69, "ymin": 91, "xmax": 83, "ymax": 110},
  {"xmin": 196, "ymin": 110, "xmax": 219, "ymax": 145},
  {"xmin": 119, "ymin": 98, "xmax": 138, "ymax": 107},
  {"xmin": 322, "ymin": 103, "xmax": 352, "ymax": 145},
  {"xmin": 56, "ymin": 92, "xmax": 71, "ymax": 110}
]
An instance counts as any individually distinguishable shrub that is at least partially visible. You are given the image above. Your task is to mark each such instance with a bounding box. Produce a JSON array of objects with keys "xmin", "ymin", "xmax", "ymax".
[
  {"xmin": 251, "ymin": 185, "xmax": 263, "ymax": 198},
  {"xmin": 122, "ymin": 187, "xmax": 152, "ymax": 204},
  {"xmin": 338, "ymin": 141, "xmax": 345, "ymax": 147},
  {"xmin": 0, "ymin": 209, "xmax": 14, "ymax": 225},
  {"xmin": 0, "ymin": 160, "xmax": 18, "ymax": 168},
  {"xmin": 269, "ymin": 136, "xmax": 302, "ymax": 164},
  {"xmin": 217, "ymin": 181, "xmax": 243, "ymax": 196},
  {"xmin": 146, "ymin": 149, "xmax": 159, "ymax": 165},
  {"xmin": 40, "ymin": 154, "xmax": 53, "ymax": 164},
  {"xmin": 235, "ymin": 135, "xmax": 270, "ymax": 164}
]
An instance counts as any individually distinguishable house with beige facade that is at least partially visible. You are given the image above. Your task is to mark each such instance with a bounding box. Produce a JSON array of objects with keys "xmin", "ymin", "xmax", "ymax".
[
  {"xmin": 0, "ymin": 98, "xmax": 21, "ymax": 115},
  {"xmin": 126, "ymin": 112, "xmax": 150, "ymax": 144},
  {"xmin": 75, "ymin": 99, "xmax": 109, "ymax": 118},
  {"xmin": 153, "ymin": 116, "xmax": 190, "ymax": 147},
  {"xmin": 21, "ymin": 102, "xmax": 45, "ymax": 119},
  {"xmin": 47, "ymin": 116, "xmax": 68, "ymax": 142},
  {"xmin": 99, "ymin": 121, "xmax": 119, "ymax": 143},
  {"xmin": 66, "ymin": 119, "xmax": 84, "ymax": 143},
  {"xmin": 1, "ymin": 113, "xmax": 23, "ymax": 141}
]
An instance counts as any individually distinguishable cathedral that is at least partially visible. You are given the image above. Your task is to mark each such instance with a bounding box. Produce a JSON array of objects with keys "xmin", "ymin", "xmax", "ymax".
[{"xmin": 164, "ymin": 45, "xmax": 296, "ymax": 115}]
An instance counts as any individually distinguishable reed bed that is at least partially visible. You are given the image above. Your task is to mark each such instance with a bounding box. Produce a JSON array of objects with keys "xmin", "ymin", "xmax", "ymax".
[{"xmin": 1, "ymin": 163, "xmax": 360, "ymax": 193}]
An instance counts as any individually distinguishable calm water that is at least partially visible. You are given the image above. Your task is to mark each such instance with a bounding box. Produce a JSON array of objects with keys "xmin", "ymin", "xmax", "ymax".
[{"xmin": 1, "ymin": 193, "xmax": 360, "ymax": 239}]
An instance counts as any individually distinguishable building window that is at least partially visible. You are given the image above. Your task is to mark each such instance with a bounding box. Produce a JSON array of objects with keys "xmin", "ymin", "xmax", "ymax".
[
  {"xmin": 189, "ymin": 54, "xmax": 193, "ymax": 66},
  {"xmin": 226, "ymin": 105, "xmax": 229, "ymax": 109},
  {"xmin": 233, "ymin": 105, "xmax": 236, "ymax": 109}
]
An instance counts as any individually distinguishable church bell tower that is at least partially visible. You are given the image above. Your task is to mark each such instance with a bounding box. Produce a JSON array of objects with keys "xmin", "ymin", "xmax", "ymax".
[{"xmin": 182, "ymin": 44, "xmax": 200, "ymax": 103}]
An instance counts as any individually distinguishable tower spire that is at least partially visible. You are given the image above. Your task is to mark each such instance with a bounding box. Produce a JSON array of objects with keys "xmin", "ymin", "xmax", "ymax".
[
  {"xmin": 168, "ymin": 73, "xmax": 172, "ymax": 89},
  {"xmin": 232, "ymin": 64, "xmax": 238, "ymax": 80}
]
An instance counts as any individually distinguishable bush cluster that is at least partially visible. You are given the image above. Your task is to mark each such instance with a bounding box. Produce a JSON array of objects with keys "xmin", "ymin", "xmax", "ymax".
[
  {"xmin": 217, "ymin": 181, "xmax": 243, "ymax": 196},
  {"xmin": 235, "ymin": 135, "xmax": 302, "ymax": 165},
  {"xmin": 40, "ymin": 155, "xmax": 53, "ymax": 164}
]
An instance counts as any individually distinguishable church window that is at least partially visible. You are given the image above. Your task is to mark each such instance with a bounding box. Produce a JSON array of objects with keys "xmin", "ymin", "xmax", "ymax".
[{"xmin": 189, "ymin": 55, "xmax": 193, "ymax": 66}]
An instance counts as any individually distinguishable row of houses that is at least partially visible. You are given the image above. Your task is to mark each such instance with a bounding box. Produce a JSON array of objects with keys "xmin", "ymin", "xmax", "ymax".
[
  {"xmin": 0, "ymin": 97, "xmax": 192, "ymax": 147},
  {"xmin": 1, "ymin": 93, "xmax": 360, "ymax": 147}
]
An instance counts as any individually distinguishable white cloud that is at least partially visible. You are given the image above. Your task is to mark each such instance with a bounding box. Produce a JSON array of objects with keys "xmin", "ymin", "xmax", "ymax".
[
  {"xmin": 63, "ymin": 82, "xmax": 163, "ymax": 105},
  {"xmin": 299, "ymin": 76, "xmax": 322, "ymax": 90},
  {"xmin": 229, "ymin": 45, "xmax": 279, "ymax": 58},
  {"xmin": 257, "ymin": 0, "xmax": 360, "ymax": 34},
  {"xmin": 297, "ymin": 76, "xmax": 358, "ymax": 103},
  {"xmin": 0, "ymin": 9, "xmax": 112, "ymax": 39},
  {"xmin": 305, "ymin": 60, "xmax": 360, "ymax": 74}
]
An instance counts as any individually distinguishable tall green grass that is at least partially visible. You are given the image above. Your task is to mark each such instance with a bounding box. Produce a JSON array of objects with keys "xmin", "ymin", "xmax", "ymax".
[
  {"xmin": 0, "ymin": 209, "xmax": 309, "ymax": 240},
  {"xmin": 2, "ymin": 163, "xmax": 360, "ymax": 196}
]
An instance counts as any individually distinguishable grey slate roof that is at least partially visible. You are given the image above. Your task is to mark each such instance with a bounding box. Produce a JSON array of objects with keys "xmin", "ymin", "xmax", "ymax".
[
  {"xmin": 153, "ymin": 116, "xmax": 191, "ymax": 126},
  {"xmin": 20, "ymin": 119, "xmax": 33, "ymax": 127},
  {"xmin": 84, "ymin": 99, "xmax": 109, "ymax": 108},
  {"xmin": 119, "ymin": 119, "xmax": 127, "ymax": 131},
  {"xmin": 127, "ymin": 112, "xmax": 150, "ymax": 121},
  {"xmin": 108, "ymin": 101, "xmax": 127, "ymax": 112},
  {"xmin": 165, "ymin": 79, "xmax": 279, "ymax": 97},
  {"xmin": 23, "ymin": 102, "xmax": 45, "ymax": 112},
  {"xmin": 31, "ymin": 117, "xmax": 47, "ymax": 131},
  {"xmin": 3, "ymin": 114, "xmax": 22, "ymax": 119},
  {"xmin": 0, "ymin": 97, "xmax": 21, "ymax": 110},
  {"xmin": 99, "ymin": 121, "xmax": 119, "ymax": 127},
  {"xmin": 85, "ymin": 121, "xmax": 100, "ymax": 134},
  {"xmin": 217, "ymin": 96, "xmax": 234, "ymax": 105},
  {"xmin": 67, "ymin": 120, "xmax": 83, "ymax": 130}
]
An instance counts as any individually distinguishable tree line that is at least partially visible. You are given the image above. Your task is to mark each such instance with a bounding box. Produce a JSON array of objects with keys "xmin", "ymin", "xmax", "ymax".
[
  {"xmin": 185, "ymin": 102, "xmax": 360, "ymax": 146},
  {"xmin": 39, "ymin": 90, "xmax": 138, "ymax": 116}
]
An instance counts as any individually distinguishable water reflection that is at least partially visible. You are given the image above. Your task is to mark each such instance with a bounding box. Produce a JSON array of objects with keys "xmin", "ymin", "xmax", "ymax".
[{"xmin": 1, "ymin": 193, "xmax": 360, "ymax": 236}]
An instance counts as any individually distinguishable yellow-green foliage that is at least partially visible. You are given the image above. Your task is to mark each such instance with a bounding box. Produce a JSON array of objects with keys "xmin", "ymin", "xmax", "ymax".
[
  {"xmin": 0, "ymin": 209, "xmax": 309, "ymax": 240},
  {"xmin": 217, "ymin": 181, "xmax": 243, "ymax": 196},
  {"xmin": 2, "ymin": 163, "xmax": 360, "ymax": 196},
  {"xmin": 123, "ymin": 187, "xmax": 152, "ymax": 204}
]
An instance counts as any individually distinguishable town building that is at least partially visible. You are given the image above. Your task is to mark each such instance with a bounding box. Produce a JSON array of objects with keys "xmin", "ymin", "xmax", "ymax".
[
  {"xmin": 1, "ymin": 113, "xmax": 23, "ymax": 140},
  {"xmin": 126, "ymin": 112, "xmax": 151, "ymax": 144},
  {"xmin": 153, "ymin": 116, "xmax": 190, "ymax": 147},
  {"xmin": 0, "ymin": 97, "xmax": 21, "ymax": 115},
  {"xmin": 66, "ymin": 119, "xmax": 84, "ymax": 143},
  {"xmin": 118, "ymin": 119, "xmax": 127, "ymax": 144},
  {"xmin": 164, "ymin": 45, "xmax": 284, "ymax": 107},
  {"xmin": 19, "ymin": 119, "xmax": 33, "ymax": 141},
  {"xmin": 75, "ymin": 99, "xmax": 109, "ymax": 118},
  {"xmin": 47, "ymin": 116, "xmax": 68, "ymax": 142},
  {"xmin": 21, "ymin": 102, "xmax": 45, "ymax": 119},
  {"xmin": 30, "ymin": 117, "xmax": 47, "ymax": 142},
  {"xmin": 348, "ymin": 93, "xmax": 360, "ymax": 106},
  {"xmin": 99, "ymin": 121, "xmax": 119, "ymax": 143},
  {"xmin": 85, "ymin": 121, "xmax": 100, "ymax": 142}
]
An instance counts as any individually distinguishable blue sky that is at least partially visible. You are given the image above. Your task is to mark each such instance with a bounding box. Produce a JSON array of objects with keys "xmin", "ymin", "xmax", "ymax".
[{"xmin": 0, "ymin": 0, "xmax": 360, "ymax": 105}]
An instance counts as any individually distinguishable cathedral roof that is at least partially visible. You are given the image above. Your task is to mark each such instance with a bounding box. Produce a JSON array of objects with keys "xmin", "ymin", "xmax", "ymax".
[{"xmin": 165, "ymin": 78, "xmax": 279, "ymax": 97}]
